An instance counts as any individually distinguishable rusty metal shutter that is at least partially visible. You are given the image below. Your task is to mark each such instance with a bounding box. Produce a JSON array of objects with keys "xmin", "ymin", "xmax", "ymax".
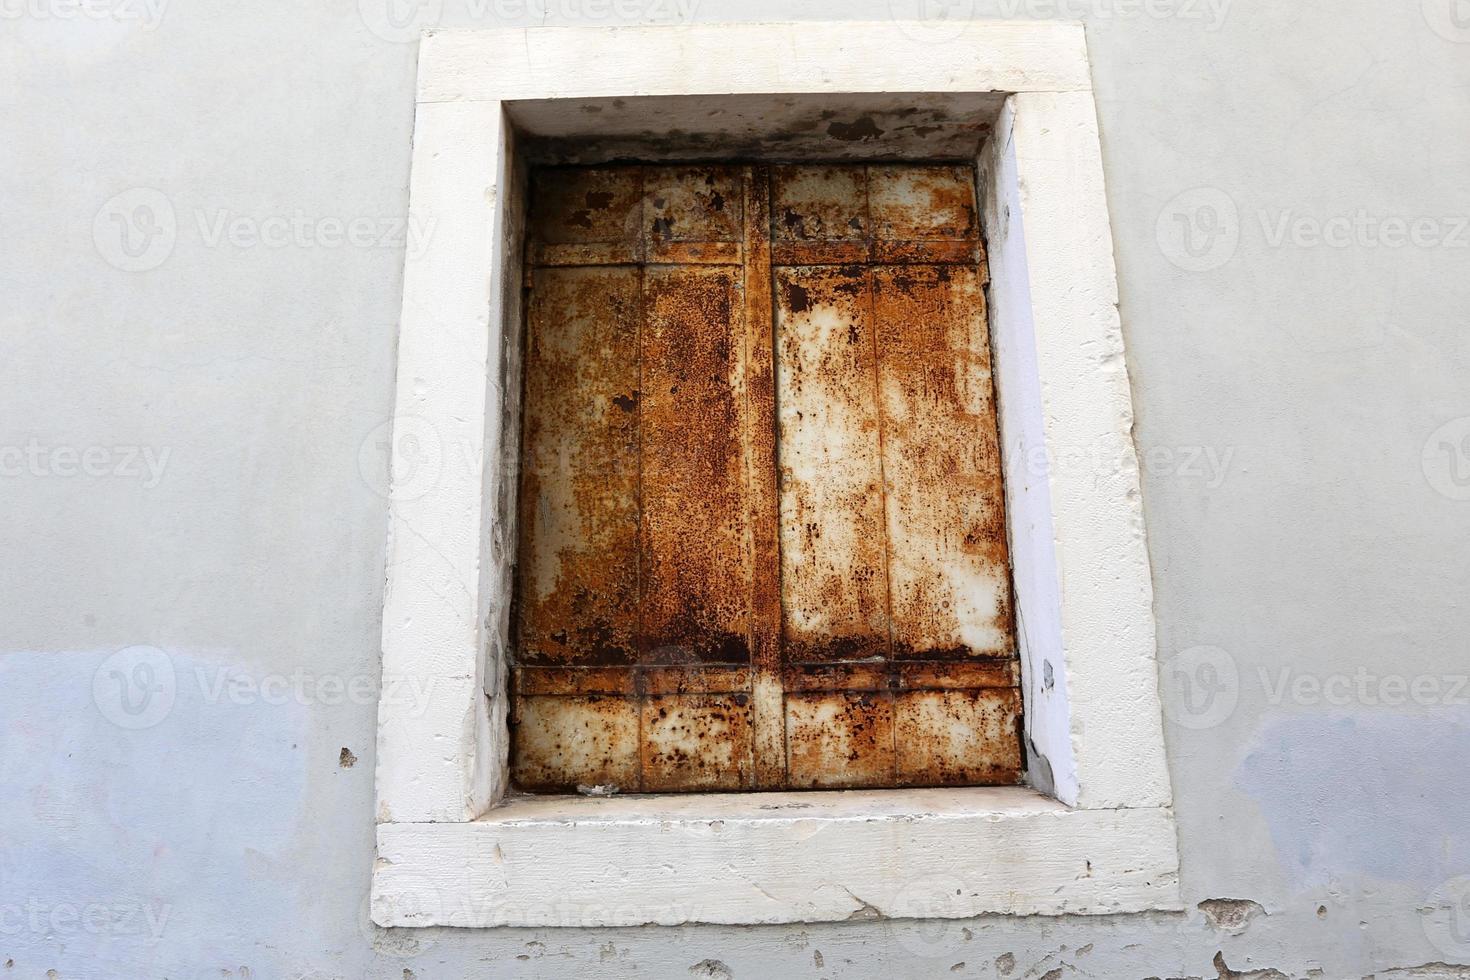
[{"xmin": 512, "ymin": 163, "xmax": 1021, "ymax": 793}]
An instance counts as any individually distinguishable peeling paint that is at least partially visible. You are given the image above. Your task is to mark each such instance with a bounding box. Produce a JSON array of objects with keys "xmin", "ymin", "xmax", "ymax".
[{"xmin": 1197, "ymin": 898, "xmax": 1265, "ymax": 934}]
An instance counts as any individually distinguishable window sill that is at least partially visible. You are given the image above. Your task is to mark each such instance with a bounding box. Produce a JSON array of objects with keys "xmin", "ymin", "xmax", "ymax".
[{"xmin": 373, "ymin": 786, "xmax": 1181, "ymax": 927}]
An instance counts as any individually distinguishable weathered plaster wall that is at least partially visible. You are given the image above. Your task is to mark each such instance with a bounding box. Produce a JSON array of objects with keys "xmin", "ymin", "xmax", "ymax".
[{"xmin": 3, "ymin": 1, "xmax": 1469, "ymax": 977}]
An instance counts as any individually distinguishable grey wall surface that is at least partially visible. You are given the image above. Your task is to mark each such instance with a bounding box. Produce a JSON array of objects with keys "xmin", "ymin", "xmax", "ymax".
[{"xmin": 4, "ymin": 1, "xmax": 1469, "ymax": 976}]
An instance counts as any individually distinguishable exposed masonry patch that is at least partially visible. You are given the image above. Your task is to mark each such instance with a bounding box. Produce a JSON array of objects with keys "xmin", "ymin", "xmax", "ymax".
[
  {"xmin": 1197, "ymin": 898, "xmax": 1265, "ymax": 935},
  {"xmin": 1213, "ymin": 951, "xmax": 1290, "ymax": 979},
  {"xmin": 689, "ymin": 959, "xmax": 733, "ymax": 980}
]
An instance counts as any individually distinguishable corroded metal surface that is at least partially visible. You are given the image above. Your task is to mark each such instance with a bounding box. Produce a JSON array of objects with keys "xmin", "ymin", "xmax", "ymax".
[
  {"xmin": 513, "ymin": 163, "xmax": 1021, "ymax": 794},
  {"xmin": 774, "ymin": 264, "xmax": 891, "ymax": 664},
  {"xmin": 873, "ymin": 264, "xmax": 1013, "ymax": 659},
  {"xmin": 516, "ymin": 265, "xmax": 640, "ymax": 667},
  {"xmin": 639, "ymin": 264, "xmax": 751, "ymax": 665}
]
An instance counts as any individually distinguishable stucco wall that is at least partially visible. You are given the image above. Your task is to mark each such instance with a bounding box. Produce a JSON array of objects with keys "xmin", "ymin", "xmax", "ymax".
[{"xmin": 4, "ymin": 1, "xmax": 1469, "ymax": 977}]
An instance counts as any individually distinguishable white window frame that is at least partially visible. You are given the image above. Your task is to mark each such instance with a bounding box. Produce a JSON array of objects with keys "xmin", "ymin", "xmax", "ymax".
[{"xmin": 371, "ymin": 20, "xmax": 1179, "ymax": 928}]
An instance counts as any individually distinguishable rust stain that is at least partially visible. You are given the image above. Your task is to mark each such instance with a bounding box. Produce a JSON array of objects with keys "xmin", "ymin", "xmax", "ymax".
[
  {"xmin": 868, "ymin": 164, "xmax": 978, "ymax": 241},
  {"xmin": 640, "ymin": 264, "xmax": 751, "ymax": 666},
  {"xmin": 511, "ymin": 694, "xmax": 641, "ymax": 792},
  {"xmin": 872, "ymin": 263, "xmax": 1015, "ymax": 657},
  {"xmin": 786, "ymin": 692, "xmax": 895, "ymax": 788},
  {"xmin": 512, "ymin": 163, "xmax": 1020, "ymax": 794},
  {"xmin": 515, "ymin": 265, "xmax": 641, "ymax": 667},
  {"xmin": 642, "ymin": 694, "xmax": 754, "ymax": 791}
]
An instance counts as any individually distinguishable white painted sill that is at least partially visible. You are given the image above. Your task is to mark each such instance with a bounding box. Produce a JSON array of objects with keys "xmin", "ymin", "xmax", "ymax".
[
  {"xmin": 375, "ymin": 787, "xmax": 1178, "ymax": 927},
  {"xmin": 371, "ymin": 20, "xmax": 1181, "ymax": 928}
]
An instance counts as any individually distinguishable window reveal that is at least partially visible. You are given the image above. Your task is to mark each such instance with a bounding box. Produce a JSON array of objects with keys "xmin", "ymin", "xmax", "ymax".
[{"xmin": 512, "ymin": 163, "xmax": 1021, "ymax": 793}]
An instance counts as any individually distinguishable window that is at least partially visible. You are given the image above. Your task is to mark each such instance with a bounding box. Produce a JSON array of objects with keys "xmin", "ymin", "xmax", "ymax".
[
  {"xmin": 371, "ymin": 21, "xmax": 1179, "ymax": 929},
  {"xmin": 512, "ymin": 164, "xmax": 1021, "ymax": 793}
]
